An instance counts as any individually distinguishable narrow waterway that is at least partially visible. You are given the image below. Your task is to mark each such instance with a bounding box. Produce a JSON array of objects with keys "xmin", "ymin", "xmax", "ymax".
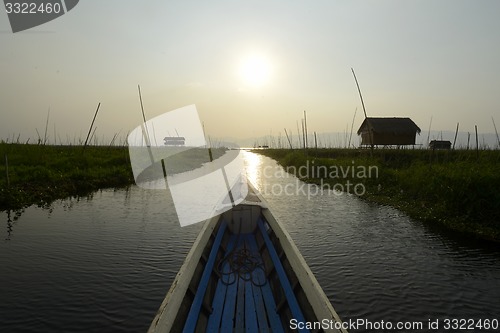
[{"xmin": 1, "ymin": 152, "xmax": 499, "ymax": 332}]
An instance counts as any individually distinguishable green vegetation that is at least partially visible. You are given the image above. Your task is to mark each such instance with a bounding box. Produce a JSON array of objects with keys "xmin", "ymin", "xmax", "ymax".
[
  {"xmin": 256, "ymin": 148, "xmax": 500, "ymax": 242},
  {"xmin": 2, "ymin": 142, "xmax": 499, "ymax": 241},
  {"xmin": 0, "ymin": 143, "xmax": 134, "ymax": 210},
  {"xmin": 0, "ymin": 143, "xmax": 229, "ymax": 211}
]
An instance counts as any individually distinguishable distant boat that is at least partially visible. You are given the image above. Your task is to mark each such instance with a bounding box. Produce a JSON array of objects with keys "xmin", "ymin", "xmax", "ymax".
[{"xmin": 148, "ymin": 182, "xmax": 347, "ymax": 333}]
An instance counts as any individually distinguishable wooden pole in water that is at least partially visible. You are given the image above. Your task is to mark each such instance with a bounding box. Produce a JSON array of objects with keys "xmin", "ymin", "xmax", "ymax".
[
  {"xmin": 296, "ymin": 120, "xmax": 301, "ymax": 150},
  {"xmin": 452, "ymin": 122, "xmax": 459, "ymax": 150},
  {"xmin": 35, "ymin": 128, "xmax": 41, "ymax": 145},
  {"xmin": 109, "ymin": 132, "xmax": 119, "ymax": 147},
  {"xmin": 89, "ymin": 126, "xmax": 98, "ymax": 145},
  {"xmin": 43, "ymin": 107, "xmax": 50, "ymax": 145},
  {"xmin": 202, "ymin": 122, "xmax": 213, "ymax": 162},
  {"xmin": 351, "ymin": 68, "xmax": 373, "ymax": 152},
  {"xmin": 304, "ymin": 110, "xmax": 309, "ymax": 149},
  {"xmin": 284, "ymin": 128, "xmax": 293, "ymax": 149},
  {"xmin": 344, "ymin": 123, "xmax": 348, "ymax": 149},
  {"xmin": 348, "ymin": 107, "xmax": 357, "ymax": 149},
  {"xmin": 138, "ymin": 85, "xmax": 153, "ymax": 147},
  {"xmin": 492, "ymin": 117, "xmax": 500, "ymax": 149},
  {"xmin": 426, "ymin": 116, "xmax": 433, "ymax": 148},
  {"xmin": 301, "ymin": 119, "xmax": 306, "ymax": 150},
  {"xmin": 138, "ymin": 85, "xmax": 148, "ymax": 128},
  {"xmin": 83, "ymin": 103, "xmax": 101, "ymax": 151},
  {"xmin": 475, "ymin": 125, "xmax": 479, "ymax": 158},
  {"xmin": 137, "ymin": 85, "xmax": 155, "ymax": 164},
  {"xmin": 351, "ymin": 68, "xmax": 367, "ymax": 119},
  {"xmin": 314, "ymin": 131, "xmax": 318, "ymax": 150},
  {"xmin": 467, "ymin": 132, "xmax": 470, "ymax": 150}
]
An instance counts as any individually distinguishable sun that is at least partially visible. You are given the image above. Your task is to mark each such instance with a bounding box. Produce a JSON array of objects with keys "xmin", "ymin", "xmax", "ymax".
[{"xmin": 238, "ymin": 54, "xmax": 272, "ymax": 87}]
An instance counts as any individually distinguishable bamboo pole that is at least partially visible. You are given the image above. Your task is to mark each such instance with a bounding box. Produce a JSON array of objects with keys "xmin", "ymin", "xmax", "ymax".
[
  {"xmin": 492, "ymin": 117, "xmax": 500, "ymax": 149},
  {"xmin": 284, "ymin": 128, "xmax": 293, "ymax": 149},
  {"xmin": 351, "ymin": 68, "xmax": 367, "ymax": 119},
  {"xmin": 351, "ymin": 68, "xmax": 373, "ymax": 152},
  {"xmin": 109, "ymin": 132, "xmax": 119, "ymax": 147},
  {"xmin": 452, "ymin": 122, "xmax": 459, "ymax": 150},
  {"xmin": 83, "ymin": 103, "xmax": 101, "ymax": 150},
  {"xmin": 475, "ymin": 125, "xmax": 479, "ymax": 159},
  {"xmin": 296, "ymin": 120, "xmax": 301, "ymax": 150},
  {"xmin": 137, "ymin": 85, "xmax": 155, "ymax": 164},
  {"xmin": 35, "ymin": 128, "xmax": 42, "ymax": 145},
  {"xmin": 89, "ymin": 126, "xmax": 98, "ymax": 146},
  {"xmin": 303, "ymin": 110, "xmax": 308, "ymax": 149},
  {"xmin": 348, "ymin": 107, "xmax": 357, "ymax": 148},
  {"xmin": 43, "ymin": 107, "xmax": 50, "ymax": 145},
  {"xmin": 344, "ymin": 123, "xmax": 348, "ymax": 148},
  {"xmin": 426, "ymin": 116, "xmax": 433, "ymax": 148},
  {"xmin": 301, "ymin": 119, "xmax": 306, "ymax": 150}
]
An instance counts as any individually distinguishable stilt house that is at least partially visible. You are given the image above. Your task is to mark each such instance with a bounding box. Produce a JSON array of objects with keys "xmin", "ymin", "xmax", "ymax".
[{"xmin": 357, "ymin": 117, "xmax": 421, "ymax": 146}]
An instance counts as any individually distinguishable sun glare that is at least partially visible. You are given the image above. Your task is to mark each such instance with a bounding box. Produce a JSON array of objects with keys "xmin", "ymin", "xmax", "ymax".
[{"xmin": 239, "ymin": 54, "xmax": 272, "ymax": 87}]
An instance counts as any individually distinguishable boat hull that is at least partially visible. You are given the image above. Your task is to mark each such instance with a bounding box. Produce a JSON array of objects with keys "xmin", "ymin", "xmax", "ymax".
[{"xmin": 148, "ymin": 186, "xmax": 347, "ymax": 333}]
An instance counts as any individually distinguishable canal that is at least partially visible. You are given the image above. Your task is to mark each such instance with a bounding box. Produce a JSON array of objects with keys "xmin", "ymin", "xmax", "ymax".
[{"xmin": 1, "ymin": 152, "xmax": 499, "ymax": 332}]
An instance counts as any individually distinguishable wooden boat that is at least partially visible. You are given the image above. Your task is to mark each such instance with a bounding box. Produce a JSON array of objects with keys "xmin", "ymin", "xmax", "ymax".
[{"xmin": 148, "ymin": 183, "xmax": 347, "ymax": 333}]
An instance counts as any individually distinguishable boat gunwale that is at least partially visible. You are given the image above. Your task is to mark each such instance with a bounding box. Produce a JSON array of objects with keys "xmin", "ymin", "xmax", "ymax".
[
  {"xmin": 147, "ymin": 214, "xmax": 220, "ymax": 333},
  {"xmin": 261, "ymin": 207, "xmax": 347, "ymax": 333}
]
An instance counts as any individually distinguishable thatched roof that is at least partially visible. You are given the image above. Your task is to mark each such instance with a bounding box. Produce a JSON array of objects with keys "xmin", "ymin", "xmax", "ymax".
[{"xmin": 357, "ymin": 117, "xmax": 421, "ymax": 135}]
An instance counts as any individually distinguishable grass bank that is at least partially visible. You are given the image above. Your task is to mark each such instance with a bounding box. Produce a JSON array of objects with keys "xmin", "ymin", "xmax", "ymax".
[
  {"xmin": 0, "ymin": 143, "xmax": 134, "ymax": 210},
  {"xmin": 255, "ymin": 148, "xmax": 500, "ymax": 242},
  {"xmin": 0, "ymin": 143, "xmax": 229, "ymax": 211}
]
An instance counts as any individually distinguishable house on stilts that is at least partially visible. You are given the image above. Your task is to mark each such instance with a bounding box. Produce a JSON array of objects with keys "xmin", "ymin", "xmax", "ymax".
[{"xmin": 357, "ymin": 117, "xmax": 421, "ymax": 147}]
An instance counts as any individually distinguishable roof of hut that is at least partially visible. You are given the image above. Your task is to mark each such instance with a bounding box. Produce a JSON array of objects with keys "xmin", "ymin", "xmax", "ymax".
[{"xmin": 357, "ymin": 117, "xmax": 421, "ymax": 135}]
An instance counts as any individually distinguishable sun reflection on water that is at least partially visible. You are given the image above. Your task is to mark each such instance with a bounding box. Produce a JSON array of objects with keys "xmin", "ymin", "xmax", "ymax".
[{"xmin": 242, "ymin": 150, "xmax": 263, "ymax": 190}]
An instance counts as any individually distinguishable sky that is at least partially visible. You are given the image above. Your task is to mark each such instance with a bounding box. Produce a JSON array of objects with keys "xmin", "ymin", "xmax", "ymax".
[{"xmin": 1, "ymin": 0, "xmax": 500, "ymax": 146}]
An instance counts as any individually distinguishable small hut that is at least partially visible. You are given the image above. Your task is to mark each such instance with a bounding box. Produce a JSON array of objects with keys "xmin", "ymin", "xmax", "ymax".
[
  {"xmin": 429, "ymin": 140, "xmax": 451, "ymax": 150},
  {"xmin": 164, "ymin": 136, "xmax": 185, "ymax": 146},
  {"xmin": 357, "ymin": 117, "xmax": 421, "ymax": 146}
]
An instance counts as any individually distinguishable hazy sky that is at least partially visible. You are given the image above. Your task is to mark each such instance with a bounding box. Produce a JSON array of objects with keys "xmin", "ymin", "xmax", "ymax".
[{"xmin": 1, "ymin": 0, "xmax": 500, "ymax": 144}]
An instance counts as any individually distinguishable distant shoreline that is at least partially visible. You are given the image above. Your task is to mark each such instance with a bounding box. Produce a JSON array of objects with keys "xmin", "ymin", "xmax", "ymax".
[{"xmin": 254, "ymin": 148, "xmax": 500, "ymax": 243}]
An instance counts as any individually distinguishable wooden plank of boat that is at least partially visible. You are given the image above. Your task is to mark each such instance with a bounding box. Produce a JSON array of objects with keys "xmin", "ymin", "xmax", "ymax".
[{"xmin": 148, "ymin": 183, "xmax": 347, "ymax": 333}]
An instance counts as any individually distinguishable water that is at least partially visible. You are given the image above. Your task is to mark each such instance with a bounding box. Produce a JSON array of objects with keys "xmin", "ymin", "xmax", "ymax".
[
  {"xmin": 1, "ymin": 152, "xmax": 499, "ymax": 332},
  {"xmin": 1, "ymin": 190, "xmax": 202, "ymax": 332}
]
